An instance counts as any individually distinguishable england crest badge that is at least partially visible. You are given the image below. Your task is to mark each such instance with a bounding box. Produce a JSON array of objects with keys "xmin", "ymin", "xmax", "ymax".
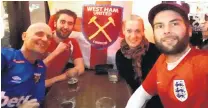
[{"xmin": 173, "ymin": 80, "xmax": 188, "ymax": 102}]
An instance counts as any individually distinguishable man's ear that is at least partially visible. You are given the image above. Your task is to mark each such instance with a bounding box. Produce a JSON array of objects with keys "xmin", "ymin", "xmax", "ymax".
[
  {"xmin": 54, "ymin": 21, "xmax": 57, "ymax": 28},
  {"xmin": 122, "ymin": 27, "xmax": 125, "ymax": 35},
  {"xmin": 22, "ymin": 32, "xmax": 27, "ymax": 41},
  {"xmin": 122, "ymin": 23, "xmax": 126, "ymax": 35}
]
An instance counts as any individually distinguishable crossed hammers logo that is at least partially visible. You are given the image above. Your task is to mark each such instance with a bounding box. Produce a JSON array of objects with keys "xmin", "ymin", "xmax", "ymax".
[{"xmin": 88, "ymin": 16, "xmax": 115, "ymax": 42}]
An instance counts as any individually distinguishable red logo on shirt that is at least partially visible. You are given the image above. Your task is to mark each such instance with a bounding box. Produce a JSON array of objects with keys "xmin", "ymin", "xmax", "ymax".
[{"xmin": 34, "ymin": 73, "xmax": 41, "ymax": 83}]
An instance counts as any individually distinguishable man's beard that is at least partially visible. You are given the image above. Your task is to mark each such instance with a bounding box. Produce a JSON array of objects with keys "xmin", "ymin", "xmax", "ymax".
[
  {"xmin": 154, "ymin": 32, "xmax": 190, "ymax": 55},
  {"xmin": 56, "ymin": 29, "xmax": 72, "ymax": 40}
]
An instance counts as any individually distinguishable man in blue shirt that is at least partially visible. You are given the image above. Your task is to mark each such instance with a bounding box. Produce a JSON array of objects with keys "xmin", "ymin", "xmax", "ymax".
[{"xmin": 1, "ymin": 23, "xmax": 52, "ymax": 108}]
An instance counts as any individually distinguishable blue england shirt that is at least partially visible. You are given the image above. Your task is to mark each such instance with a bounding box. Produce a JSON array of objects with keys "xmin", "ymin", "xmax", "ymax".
[{"xmin": 1, "ymin": 48, "xmax": 46, "ymax": 108}]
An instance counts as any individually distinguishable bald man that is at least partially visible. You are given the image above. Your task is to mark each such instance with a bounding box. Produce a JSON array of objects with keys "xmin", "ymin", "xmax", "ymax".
[{"xmin": 1, "ymin": 23, "xmax": 52, "ymax": 108}]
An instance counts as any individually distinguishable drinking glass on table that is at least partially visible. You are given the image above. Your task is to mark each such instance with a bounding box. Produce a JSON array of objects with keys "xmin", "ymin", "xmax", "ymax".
[
  {"xmin": 108, "ymin": 69, "xmax": 119, "ymax": 83},
  {"xmin": 68, "ymin": 72, "xmax": 79, "ymax": 92},
  {"xmin": 95, "ymin": 97, "xmax": 116, "ymax": 108},
  {"xmin": 60, "ymin": 97, "xmax": 76, "ymax": 108}
]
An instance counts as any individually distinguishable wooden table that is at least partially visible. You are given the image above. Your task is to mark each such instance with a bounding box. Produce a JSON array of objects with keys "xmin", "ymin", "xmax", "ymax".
[{"xmin": 44, "ymin": 70, "xmax": 131, "ymax": 108}]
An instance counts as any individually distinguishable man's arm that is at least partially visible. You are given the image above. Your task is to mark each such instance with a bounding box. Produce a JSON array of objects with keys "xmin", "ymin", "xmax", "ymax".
[
  {"xmin": 45, "ymin": 38, "xmax": 84, "ymax": 87},
  {"xmin": 45, "ymin": 73, "xmax": 67, "ymax": 87},
  {"xmin": 74, "ymin": 58, "xmax": 85, "ymax": 75},
  {"xmin": 65, "ymin": 38, "xmax": 85, "ymax": 76},
  {"xmin": 44, "ymin": 42, "xmax": 71, "ymax": 87},
  {"xmin": 126, "ymin": 61, "xmax": 159, "ymax": 108},
  {"xmin": 45, "ymin": 58, "xmax": 84, "ymax": 87},
  {"xmin": 65, "ymin": 58, "xmax": 85, "ymax": 77},
  {"xmin": 125, "ymin": 85, "xmax": 152, "ymax": 108},
  {"xmin": 43, "ymin": 52, "xmax": 59, "ymax": 67},
  {"xmin": 43, "ymin": 42, "xmax": 70, "ymax": 67}
]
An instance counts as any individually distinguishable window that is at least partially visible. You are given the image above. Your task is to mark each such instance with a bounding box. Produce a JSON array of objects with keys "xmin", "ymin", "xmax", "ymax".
[
  {"xmin": 1, "ymin": 1, "xmax": 11, "ymax": 48},
  {"xmin": 29, "ymin": 1, "xmax": 46, "ymax": 24}
]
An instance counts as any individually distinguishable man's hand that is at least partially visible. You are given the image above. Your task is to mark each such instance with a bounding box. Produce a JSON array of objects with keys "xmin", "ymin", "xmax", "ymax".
[
  {"xmin": 65, "ymin": 68, "xmax": 79, "ymax": 78},
  {"xmin": 18, "ymin": 99, "xmax": 40, "ymax": 108},
  {"xmin": 54, "ymin": 42, "xmax": 71, "ymax": 54}
]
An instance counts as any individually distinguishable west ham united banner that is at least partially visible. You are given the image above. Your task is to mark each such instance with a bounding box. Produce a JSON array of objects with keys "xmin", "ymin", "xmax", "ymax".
[{"xmin": 82, "ymin": 5, "xmax": 123, "ymax": 49}]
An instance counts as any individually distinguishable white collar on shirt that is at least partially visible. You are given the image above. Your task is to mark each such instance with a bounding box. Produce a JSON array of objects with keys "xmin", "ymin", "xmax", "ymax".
[{"xmin": 166, "ymin": 48, "xmax": 191, "ymax": 71}]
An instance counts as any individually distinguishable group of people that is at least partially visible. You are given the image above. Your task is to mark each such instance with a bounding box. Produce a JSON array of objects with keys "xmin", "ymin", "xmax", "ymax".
[
  {"xmin": 124, "ymin": 2, "xmax": 208, "ymax": 108},
  {"xmin": 2, "ymin": 9, "xmax": 84, "ymax": 108},
  {"xmin": 1, "ymin": 1, "xmax": 208, "ymax": 108}
]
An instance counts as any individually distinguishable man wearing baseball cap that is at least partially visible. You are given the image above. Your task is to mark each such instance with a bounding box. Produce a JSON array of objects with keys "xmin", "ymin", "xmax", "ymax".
[{"xmin": 126, "ymin": 1, "xmax": 208, "ymax": 108}]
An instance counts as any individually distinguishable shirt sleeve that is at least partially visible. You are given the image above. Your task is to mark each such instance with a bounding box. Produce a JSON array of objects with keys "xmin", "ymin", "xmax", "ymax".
[
  {"xmin": 70, "ymin": 38, "xmax": 83, "ymax": 60},
  {"xmin": 125, "ymin": 85, "xmax": 152, "ymax": 108},
  {"xmin": 142, "ymin": 64, "xmax": 158, "ymax": 96},
  {"xmin": 1, "ymin": 48, "xmax": 12, "ymax": 73}
]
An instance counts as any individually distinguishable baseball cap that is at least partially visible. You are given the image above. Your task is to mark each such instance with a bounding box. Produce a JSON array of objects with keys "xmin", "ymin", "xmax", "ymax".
[{"xmin": 148, "ymin": 1, "xmax": 190, "ymax": 25}]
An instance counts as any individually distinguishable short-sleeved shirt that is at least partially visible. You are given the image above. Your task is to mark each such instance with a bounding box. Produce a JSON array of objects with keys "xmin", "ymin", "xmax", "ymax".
[
  {"xmin": 1, "ymin": 48, "xmax": 46, "ymax": 108},
  {"xmin": 142, "ymin": 48, "xmax": 208, "ymax": 108},
  {"xmin": 46, "ymin": 37, "xmax": 82, "ymax": 79}
]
